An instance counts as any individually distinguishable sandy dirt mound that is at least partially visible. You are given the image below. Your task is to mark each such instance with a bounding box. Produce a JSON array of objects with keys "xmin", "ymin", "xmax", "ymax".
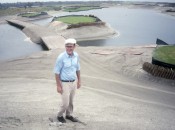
[
  {"xmin": 48, "ymin": 21, "xmax": 117, "ymax": 41},
  {"xmin": 48, "ymin": 21, "xmax": 68, "ymax": 31}
]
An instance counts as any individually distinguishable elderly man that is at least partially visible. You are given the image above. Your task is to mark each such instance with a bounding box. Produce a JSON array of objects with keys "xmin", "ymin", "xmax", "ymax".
[{"xmin": 54, "ymin": 38, "xmax": 81, "ymax": 123}]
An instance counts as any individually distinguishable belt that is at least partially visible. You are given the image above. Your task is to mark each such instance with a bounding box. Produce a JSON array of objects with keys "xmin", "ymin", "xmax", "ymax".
[{"xmin": 61, "ymin": 80, "xmax": 75, "ymax": 82}]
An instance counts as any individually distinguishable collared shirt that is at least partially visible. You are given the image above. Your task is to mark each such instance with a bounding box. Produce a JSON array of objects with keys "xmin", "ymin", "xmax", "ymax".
[{"xmin": 54, "ymin": 51, "xmax": 80, "ymax": 81}]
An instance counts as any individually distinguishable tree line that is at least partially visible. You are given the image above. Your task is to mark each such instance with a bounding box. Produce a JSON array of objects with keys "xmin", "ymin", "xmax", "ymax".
[{"xmin": 0, "ymin": 1, "xmax": 175, "ymax": 9}]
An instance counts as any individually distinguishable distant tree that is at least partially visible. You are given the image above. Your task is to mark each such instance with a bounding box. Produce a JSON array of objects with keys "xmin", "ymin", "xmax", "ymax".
[
  {"xmin": 39, "ymin": 2, "xmax": 43, "ymax": 7},
  {"xmin": 27, "ymin": 2, "xmax": 33, "ymax": 8}
]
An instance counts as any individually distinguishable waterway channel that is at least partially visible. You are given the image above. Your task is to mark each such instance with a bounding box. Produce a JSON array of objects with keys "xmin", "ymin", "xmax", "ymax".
[{"xmin": 1, "ymin": 7, "xmax": 175, "ymax": 61}]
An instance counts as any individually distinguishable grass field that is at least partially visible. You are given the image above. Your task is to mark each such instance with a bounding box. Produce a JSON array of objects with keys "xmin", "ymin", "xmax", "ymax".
[
  {"xmin": 19, "ymin": 12, "xmax": 41, "ymax": 17},
  {"xmin": 0, "ymin": 5, "xmax": 101, "ymax": 17},
  {"xmin": 54, "ymin": 15, "xmax": 97, "ymax": 24},
  {"xmin": 63, "ymin": 6, "xmax": 101, "ymax": 12},
  {"xmin": 0, "ymin": 6, "xmax": 61, "ymax": 16},
  {"xmin": 153, "ymin": 46, "xmax": 175, "ymax": 64}
]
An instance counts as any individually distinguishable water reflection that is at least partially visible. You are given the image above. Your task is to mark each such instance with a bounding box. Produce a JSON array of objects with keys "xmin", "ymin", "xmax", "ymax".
[{"xmin": 0, "ymin": 24, "xmax": 42, "ymax": 62}]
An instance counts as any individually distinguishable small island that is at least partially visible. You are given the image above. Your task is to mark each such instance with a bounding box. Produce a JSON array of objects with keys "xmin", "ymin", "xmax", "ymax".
[
  {"xmin": 17, "ymin": 11, "xmax": 48, "ymax": 18},
  {"xmin": 62, "ymin": 6, "xmax": 103, "ymax": 12},
  {"xmin": 52, "ymin": 14, "xmax": 100, "ymax": 24},
  {"xmin": 49, "ymin": 14, "xmax": 117, "ymax": 41}
]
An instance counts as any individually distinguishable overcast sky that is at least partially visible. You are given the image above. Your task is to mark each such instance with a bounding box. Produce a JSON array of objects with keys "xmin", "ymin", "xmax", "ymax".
[{"xmin": 1, "ymin": 0, "xmax": 175, "ymax": 3}]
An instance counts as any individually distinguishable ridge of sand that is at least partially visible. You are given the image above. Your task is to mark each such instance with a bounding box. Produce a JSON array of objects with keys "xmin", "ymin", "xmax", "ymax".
[
  {"xmin": 0, "ymin": 45, "xmax": 175, "ymax": 130},
  {"xmin": 0, "ymin": 46, "xmax": 175, "ymax": 130}
]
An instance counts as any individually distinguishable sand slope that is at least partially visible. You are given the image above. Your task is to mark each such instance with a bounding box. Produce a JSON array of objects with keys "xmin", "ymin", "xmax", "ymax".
[
  {"xmin": 48, "ymin": 21, "xmax": 117, "ymax": 41},
  {"xmin": 0, "ymin": 46, "xmax": 175, "ymax": 130}
]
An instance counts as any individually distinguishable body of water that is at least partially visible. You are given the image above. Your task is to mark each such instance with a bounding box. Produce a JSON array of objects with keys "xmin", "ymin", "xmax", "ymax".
[
  {"xmin": 1, "ymin": 7, "xmax": 175, "ymax": 61},
  {"xmin": 66, "ymin": 7, "xmax": 175, "ymax": 46},
  {"xmin": 0, "ymin": 24, "xmax": 42, "ymax": 62}
]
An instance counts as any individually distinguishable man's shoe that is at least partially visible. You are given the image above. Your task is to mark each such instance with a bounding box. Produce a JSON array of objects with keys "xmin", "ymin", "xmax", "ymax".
[
  {"xmin": 57, "ymin": 116, "xmax": 66, "ymax": 123},
  {"xmin": 66, "ymin": 116, "xmax": 78, "ymax": 122}
]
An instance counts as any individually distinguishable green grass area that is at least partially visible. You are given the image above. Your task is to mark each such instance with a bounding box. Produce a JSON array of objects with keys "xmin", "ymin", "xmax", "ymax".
[
  {"xmin": 20, "ymin": 13, "xmax": 40, "ymax": 17},
  {"xmin": 153, "ymin": 46, "xmax": 175, "ymax": 64},
  {"xmin": 63, "ymin": 6, "xmax": 101, "ymax": 12},
  {"xmin": 0, "ymin": 5, "xmax": 101, "ymax": 17},
  {"xmin": 55, "ymin": 16, "xmax": 96, "ymax": 24},
  {"xmin": 0, "ymin": 6, "xmax": 61, "ymax": 16}
]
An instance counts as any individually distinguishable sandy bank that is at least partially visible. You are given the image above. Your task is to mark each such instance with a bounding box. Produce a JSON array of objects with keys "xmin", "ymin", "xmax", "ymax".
[
  {"xmin": 48, "ymin": 21, "xmax": 117, "ymax": 42},
  {"xmin": 0, "ymin": 45, "xmax": 175, "ymax": 130},
  {"xmin": 0, "ymin": 45, "xmax": 174, "ymax": 90}
]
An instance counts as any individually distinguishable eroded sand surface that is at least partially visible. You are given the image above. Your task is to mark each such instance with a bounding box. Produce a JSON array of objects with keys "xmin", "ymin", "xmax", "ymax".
[{"xmin": 0, "ymin": 46, "xmax": 175, "ymax": 130}]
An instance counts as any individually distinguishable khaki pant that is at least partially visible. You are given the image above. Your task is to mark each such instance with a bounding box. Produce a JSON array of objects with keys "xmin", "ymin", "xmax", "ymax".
[{"xmin": 57, "ymin": 81, "xmax": 77, "ymax": 117}]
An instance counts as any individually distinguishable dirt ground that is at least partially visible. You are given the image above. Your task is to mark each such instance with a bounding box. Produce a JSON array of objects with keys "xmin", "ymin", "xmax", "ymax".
[{"xmin": 0, "ymin": 46, "xmax": 175, "ymax": 130}]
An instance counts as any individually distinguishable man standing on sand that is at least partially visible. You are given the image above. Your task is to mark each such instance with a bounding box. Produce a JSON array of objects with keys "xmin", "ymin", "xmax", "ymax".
[{"xmin": 54, "ymin": 38, "xmax": 81, "ymax": 123}]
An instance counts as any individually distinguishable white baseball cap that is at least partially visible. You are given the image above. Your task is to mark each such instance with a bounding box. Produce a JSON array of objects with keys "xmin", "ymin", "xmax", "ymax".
[{"xmin": 65, "ymin": 38, "xmax": 77, "ymax": 45}]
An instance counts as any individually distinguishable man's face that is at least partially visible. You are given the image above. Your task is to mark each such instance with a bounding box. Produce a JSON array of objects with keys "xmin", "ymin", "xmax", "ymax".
[{"xmin": 65, "ymin": 43, "xmax": 75, "ymax": 55}]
